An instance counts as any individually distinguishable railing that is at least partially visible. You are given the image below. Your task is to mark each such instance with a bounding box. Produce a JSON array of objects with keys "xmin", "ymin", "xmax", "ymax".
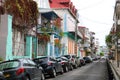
[{"xmin": 37, "ymin": 26, "xmax": 62, "ymax": 36}]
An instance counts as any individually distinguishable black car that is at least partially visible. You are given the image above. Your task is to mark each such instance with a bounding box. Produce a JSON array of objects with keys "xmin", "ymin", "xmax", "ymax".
[
  {"xmin": 0, "ymin": 71, "xmax": 6, "ymax": 80},
  {"xmin": 79, "ymin": 58, "xmax": 86, "ymax": 66},
  {"xmin": 33, "ymin": 56, "xmax": 63, "ymax": 78},
  {"xmin": 62, "ymin": 54, "xmax": 78, "ymax": 68},
  {"xmin": 0, "ymin": 58, "xmax": 45, "ymax": 80},
  {"xmin": 56, "ymin": 57, "xmax": 73, "ymax": 72},
  {"xmin": 83, "ymin": 56, "xmax": 92, "ymax": 63}
]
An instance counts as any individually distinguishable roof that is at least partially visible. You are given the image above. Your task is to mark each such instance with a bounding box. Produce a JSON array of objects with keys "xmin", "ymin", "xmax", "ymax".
[
  {"xmin": 78, "ymin": 26, "xmax": 86, "ymax": 28},
  {"xmin": 49, "ymin": 0, "xmax": 78, "ymax": 19},
  {"xmin": 50, "ymin": 0, "xmax": 70, "ymax": 8}
]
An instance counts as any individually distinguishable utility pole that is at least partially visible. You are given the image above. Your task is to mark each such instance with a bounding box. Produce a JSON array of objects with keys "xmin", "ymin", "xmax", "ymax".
[{"xmin": 75, "ymin": 20, "xmax": 78, "ymax": 55}]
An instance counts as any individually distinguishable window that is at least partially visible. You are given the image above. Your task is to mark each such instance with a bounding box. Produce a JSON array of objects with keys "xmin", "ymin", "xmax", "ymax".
[{"xmin": 0, "ymin": 61, "xmax": 20, "ymax": 70}]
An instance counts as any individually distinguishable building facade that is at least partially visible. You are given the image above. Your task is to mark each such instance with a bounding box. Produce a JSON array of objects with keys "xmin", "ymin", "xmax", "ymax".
[{"xmin": 49, "ymin": 0, "xmax": 82, "ymax": 56}]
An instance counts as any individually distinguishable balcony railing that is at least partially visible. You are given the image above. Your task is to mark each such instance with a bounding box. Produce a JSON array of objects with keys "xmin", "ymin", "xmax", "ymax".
[
  {"xmin": 37, "ymin": 25, "xmax": 62, "ymax": 37},
  {"xmin": 116, "ymin": 0, "xmax": 120, "ymax": 15}
]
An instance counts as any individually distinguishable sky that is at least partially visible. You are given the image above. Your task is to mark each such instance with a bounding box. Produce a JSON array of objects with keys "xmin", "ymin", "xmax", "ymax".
[{"xmin": 71, "ymin": 0, "xmax": 115, "ymax": 46}]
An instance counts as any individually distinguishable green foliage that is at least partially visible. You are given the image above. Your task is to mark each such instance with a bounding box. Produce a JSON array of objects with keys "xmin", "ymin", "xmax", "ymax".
[
  {"xmin": 3, "ymin": 0, "xmax": 39, "ymax": 28},
  {"xmin": 0, "ymin": 57, "xmax": 3, "ymax": 61},
  {"xmin": 105, "ymin": 34, "xmax": 112, "ymax": 49},
  {"xmin": 100, "ymin": 52, "xmax": 104, "ymax": 56}
]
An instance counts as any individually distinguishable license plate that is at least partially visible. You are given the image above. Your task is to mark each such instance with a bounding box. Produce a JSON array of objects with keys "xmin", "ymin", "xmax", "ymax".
[{"xmin": 4, "ymin": 74, "xmax": 10, "ymax": 78}]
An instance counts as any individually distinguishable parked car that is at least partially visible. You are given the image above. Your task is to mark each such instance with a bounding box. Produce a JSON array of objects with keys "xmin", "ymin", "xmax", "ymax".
[
  {"xmin": 0, "ymin": 71, "xmax": 6, "ymax": 80},
  {"xmin": 79, "ymin": 58, "xmax": 86, "ymax": 66},
  {"xmin": 83, "ymin": 56, "xmax": 92, "ymax": 63},
  {"xmin": 33, "ymin": 56, "xmax": 63, "ymax": 78},
  {"xmin": 62, "ymin": 54, "xmax": 78, "ymax": 68},
  {"xmin": 0, "ymin": 58, "xmax": 45, "ymax": 80},
  {"xmin": 56, "ymin": 57, "xmax": 73, "ymax": 72}
]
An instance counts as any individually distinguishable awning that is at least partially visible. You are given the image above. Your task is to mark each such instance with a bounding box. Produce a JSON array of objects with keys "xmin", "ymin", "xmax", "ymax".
[
  {"xmin": 39, "ymin": 8, "xmax": 60, "ymax": 20},
  {"xmin": 68, "ymin": 31, "xmax": 82, "ymax": 39}
]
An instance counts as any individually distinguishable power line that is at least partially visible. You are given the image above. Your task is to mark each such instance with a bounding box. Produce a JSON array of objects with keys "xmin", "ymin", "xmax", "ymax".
[
  {"xmin": 77, "ymin": 0, "xmax": 105, "ymax": 11},
  {"xmin": 79, "ymin": 15, "xmax": 113, "ymax": 25}
]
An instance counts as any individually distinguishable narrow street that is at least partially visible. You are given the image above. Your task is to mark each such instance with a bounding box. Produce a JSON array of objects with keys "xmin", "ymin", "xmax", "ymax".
[{"xmin": 46, "ymin": 59, "xmax": 108, "ymax": 80}]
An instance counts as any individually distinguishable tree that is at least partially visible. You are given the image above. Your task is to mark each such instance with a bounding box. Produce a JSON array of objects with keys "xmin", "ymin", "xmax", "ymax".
[{"xmin": 105, "ymin": 34, "xmax": 112, "ymax": 49}]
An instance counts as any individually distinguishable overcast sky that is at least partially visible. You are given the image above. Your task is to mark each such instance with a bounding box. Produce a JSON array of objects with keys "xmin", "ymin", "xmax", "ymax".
[{"xmin": 71, "ymin": 0, "xmax": 115, "ymax": 46}]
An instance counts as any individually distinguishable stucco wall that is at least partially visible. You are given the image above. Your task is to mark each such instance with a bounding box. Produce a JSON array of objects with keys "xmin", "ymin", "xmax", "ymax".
[
  {"xmin": 54, "ymin": 9, "xmax": 76, "ymax": 32},
  {"xmin": 0, "ymin": 15, "xmax": 8, "ymax": 60},
  {"xmin": 54, "ymin": 9, "xmax": 77, "ymax": 55}
]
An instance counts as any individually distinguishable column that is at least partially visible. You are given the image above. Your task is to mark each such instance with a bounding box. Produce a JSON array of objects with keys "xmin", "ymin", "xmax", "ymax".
[
  {"xmin": 50, "ymin": 34, "xmax": 55, "ymax": 57},
  {"xmin": 25, "ymin": 35, "xmax": 32, "ymax": 59},
  {"xmin": 0, "ymin": 14, "xmax": 13, "ymax": 60},
  {"xmin": 47, "ymin": 42, "xmax": 50, "ymax": 56},
  {"xmin": 32, "ymin": 37, "xmax": 38, "ymax": 58},
  {"xmin": 6, "ymin": 15, "xmax": 13, "ymax": 60}
]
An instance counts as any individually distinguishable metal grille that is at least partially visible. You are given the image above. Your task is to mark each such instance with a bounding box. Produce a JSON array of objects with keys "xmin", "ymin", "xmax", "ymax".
[{"xmin": 12, "ymin": 29, "xmax": 26, "ymax": 56}]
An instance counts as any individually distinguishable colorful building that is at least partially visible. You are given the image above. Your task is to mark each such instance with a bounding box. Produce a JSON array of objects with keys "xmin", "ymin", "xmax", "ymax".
[{"xmin": 49, "ymin": 0, "xmax": 82, "ymax": 56}]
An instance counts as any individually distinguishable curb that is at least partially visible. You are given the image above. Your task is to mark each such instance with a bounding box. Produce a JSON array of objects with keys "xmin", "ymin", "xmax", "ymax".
[{"xmin": 108, "ymin": 61, "xmax": 120, "ymax": 80}]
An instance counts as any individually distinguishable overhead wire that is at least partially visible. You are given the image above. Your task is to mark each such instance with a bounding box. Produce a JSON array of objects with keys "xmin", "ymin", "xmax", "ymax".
[
  {"xmin": 77, "ymin": 0, "xmax": 105, "ymax": 11},
  {"xmin": 76, "ymin": 0, "xmax": 114, "ymax": 25},
  {"xmin": 79, "ymin": 15, "xmax": 114, "ymax": 25}
]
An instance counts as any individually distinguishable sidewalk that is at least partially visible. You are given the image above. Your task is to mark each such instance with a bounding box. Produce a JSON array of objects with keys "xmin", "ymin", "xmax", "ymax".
[{"xmin": 109, "ymin": 60, "xmax": 120, "ymax": 80}]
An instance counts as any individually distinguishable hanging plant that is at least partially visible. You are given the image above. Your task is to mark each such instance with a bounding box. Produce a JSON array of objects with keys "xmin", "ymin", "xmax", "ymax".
[
  {"xmin": 38, "ymin": 34, "xmax": 50, "ymax": 44},
  {"xmin": 54, "ymin": 39, "xmax": 61, "ymax": 48},
  {"xmin": 53, "ymin": 18, "xmax": 62, "ymax": 28},
  {"xmin": 2, "ymin": 0, "xmax": 39, "ymax": 29}
]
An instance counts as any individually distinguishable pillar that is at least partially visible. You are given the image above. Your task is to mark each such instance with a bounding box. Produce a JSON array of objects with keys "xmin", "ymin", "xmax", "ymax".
[
  {"xmin": 32, "ymin": 37, "xmax": 38, "ymax": 58},
  {"xmin": 25, "ymin": 36, "xmax": 32, "ymax": 59},
  {"xmin": 0, "ymin": 14, "xmax": 13, "ymax": 60}
]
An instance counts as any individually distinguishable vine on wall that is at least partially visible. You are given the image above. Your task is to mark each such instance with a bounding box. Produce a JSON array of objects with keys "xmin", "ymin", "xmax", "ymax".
[{"xmin": 0, "ymin": 0, "xmax": 39, "ymax": 29}]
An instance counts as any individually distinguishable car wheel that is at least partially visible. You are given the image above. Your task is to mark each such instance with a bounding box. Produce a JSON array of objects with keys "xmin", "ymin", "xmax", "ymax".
[
  {"xmin": 70, "ymin": 65, "xmax": 73, "ymax": 70},
  {"xmin": 51, "ymin": 68, "xmax": 56, "ymax": 78},
  {"xmin": 41, "ymin": 73, "xmax": 45, "ymax": 80},
  {"xmin": 25, "ymin": 76, "xmax": 30, "ymax": 80},
  {"xmin": 65, "ymin": 66, "xmax": 69, "ymax": 72},
  {"xmin": 60, "ymin": 67, "xmax": 64, "ymax": 74},
  {"xmin": 74, "ymin": 64, "xmax": 77, "ymax": 69}
]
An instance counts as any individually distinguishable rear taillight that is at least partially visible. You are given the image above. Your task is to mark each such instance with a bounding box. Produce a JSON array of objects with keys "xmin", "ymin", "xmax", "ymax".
[
  {"xmin": 61, "ymin": 62, "xmax": 65, "ymax": 64},
  {"xmin": 48, "ymin": 62, "xmax": 52, "ymax": 65},
  {"xmin": 71, "ymin": 58, "xmax": 74, "ymax": 61},
  {"xmin": 16, "ymin": 68, "xmax": 25, "ymax": 75},
  {"xmin": 81, "ymin": 60, "xmax": 83, "ymax": 62}
]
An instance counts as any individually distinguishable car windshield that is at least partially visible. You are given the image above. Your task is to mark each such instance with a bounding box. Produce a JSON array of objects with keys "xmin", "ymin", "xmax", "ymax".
[
  {"xmin": 33, "ymin": 57, "xmax": 48, "ymax": 63},
  {"xmin": 63, "ymin": 55, "xmax": 70, "ymax": 59},
  {"xmin": 0, "ymin": 61, "xmax": 19, "ymax": 71}
]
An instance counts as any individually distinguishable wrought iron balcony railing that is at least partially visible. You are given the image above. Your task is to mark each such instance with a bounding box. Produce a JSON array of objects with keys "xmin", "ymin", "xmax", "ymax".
[{"xmin": 37, "ymin": 25, "xmax": 63, "ymax": 37}]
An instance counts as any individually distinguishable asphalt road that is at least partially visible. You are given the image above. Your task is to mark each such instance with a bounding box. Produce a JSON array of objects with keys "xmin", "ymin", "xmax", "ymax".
[{"xmin": 46, "ymin": 59, "xmax": 108, "ymax": 80}]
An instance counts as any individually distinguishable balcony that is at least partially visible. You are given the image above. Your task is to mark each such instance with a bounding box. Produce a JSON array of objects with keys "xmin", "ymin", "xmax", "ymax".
[
  {"xmin": 37, "ymin": 25, "xmax": 62, "ymax": 38},
  {"xmin": 115, "ymin": 0, "xmax": 120, "ymax": 15}
]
